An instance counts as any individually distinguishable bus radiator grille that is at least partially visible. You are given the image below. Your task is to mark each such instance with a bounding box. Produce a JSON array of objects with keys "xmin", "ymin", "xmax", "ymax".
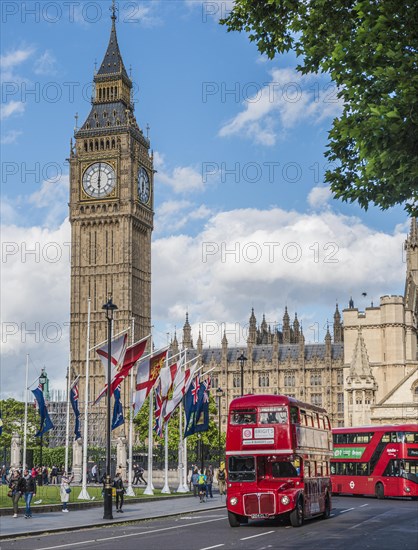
[{"xmin": 244, "ymin": 493, "xmax": 275, "ymax": 515}]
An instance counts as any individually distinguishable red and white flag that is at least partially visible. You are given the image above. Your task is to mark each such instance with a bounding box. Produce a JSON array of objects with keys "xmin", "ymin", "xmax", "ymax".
[
  {"xmin": 159, "ymin": 356, "xmax": 182, "ymax": 399},
  {"xmin": 163, "ymin": 359, "xmax": 198, "ymax": 422},
  {"xmin": 133, "ymin": 347, "xmax": 168, "ymax": 417},
  {"xmin": 95, "ymin": 334, "xmax": 149, "ymax": 404}
]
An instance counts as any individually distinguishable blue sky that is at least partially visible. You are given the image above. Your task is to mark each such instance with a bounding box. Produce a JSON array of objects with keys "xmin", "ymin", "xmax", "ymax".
[{"xmin": 1, "ymin": 0, "xmax": 409, "ymax": 398}]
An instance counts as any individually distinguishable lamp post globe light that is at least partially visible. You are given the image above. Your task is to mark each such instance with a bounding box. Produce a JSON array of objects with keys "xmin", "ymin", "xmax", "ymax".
[
  {"xmin": 216, "ymin": 387, "xmax": 224, "ymax": 466},
  {"xmin": 38, "ymin": 368, "xmax": 48, "ymax": 485},
  {"xmin": 102, "ymin": 296, "xmax": 118, "ymax": 520},
  {"xmin": 237, "ymin": 352, "xmax": 247, "ymax": 397}
]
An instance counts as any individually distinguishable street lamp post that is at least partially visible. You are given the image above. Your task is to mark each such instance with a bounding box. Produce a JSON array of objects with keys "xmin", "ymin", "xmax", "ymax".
[
  {"xmin": 102, "ymin": 296, "xmax": 118, "ymax": 520},
  {"xmin": 216, "ymin": 387, "xmax": 224, "ymax": 466},
  {"xmin": 38, "ymin": 368, "xmax": 47, "ymax": 485},
  {"xmin": 237, "ymin": 353, "xmax": 247, "ymax": 397}
]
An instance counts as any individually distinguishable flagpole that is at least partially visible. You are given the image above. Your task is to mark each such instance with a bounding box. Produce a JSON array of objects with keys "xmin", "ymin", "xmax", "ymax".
[
  {"xmin": 161, "ymin": 342, "xmax": 170, "ymax": 494},
  {"xmin": 125, "ymin": 317, "xmax": 135, "ymax": 497},
  {"xmin": 79, "ymin": 298, "xmax": 91, "ymax": 500},
  {"xmin": 64, "ymin": 359, "xmax": 71, "ymax": 474},
  {"xmin": 183, "ymin": 432, "xmax": 188, "ymax": 492},
  {"xmin": 22, "ymin": 353, "xmax": 29, "ymax": 470},
  {"xmin": 177, "ymin": 350, "xmax": 187, "ymax": 493},
  {"xmin": 143, "ymin": 390, "xmax": 154, "ymax": 495}
]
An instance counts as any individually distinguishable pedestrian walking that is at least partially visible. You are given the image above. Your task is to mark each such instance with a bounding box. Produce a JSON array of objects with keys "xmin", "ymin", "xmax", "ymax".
[
  {"xmin": 1, "ymin": 464, "xmax": 7, "ymax": 484},
  {"xmin": 21, "ymin": 468, "xmax": 36, "ymax": 518},
  {"xmin": 217, "ymin": 462, "xmax": 226, "ymax": 497},
  {"xmin": 50, "ymin": 465, "xmax": 58, "ymax": 484},
  {"xmin": 205, "ymin": 465, "xmax": 214, "ymax": 498},
  {"xmin": 134, "ymin": 465, "xmax": 146, "ymax": 484},
  {"xmin": 191, "ymin": 467, "xmax": 199, "ymax": 496},
  {"xmin": 197, "ymin": 470, "xmax": 207, "ymax": 503},
  {"xmin": 91, "ymin": 464, "xmax": 98, "ymax": 483},
  {"xmin": 41, "ymin": 465, "xmax": 49, "ymax": 485},
  {"xmin": 8, "ymin": 469, "xmax": 23, "ymax": 518},
  {"xmin": 113, "ymin": 471, "xmax": 125, "ymax": 513},
  {"xmin": 60, "ymin": 471, "xmax": 74, "ymax": 512}
]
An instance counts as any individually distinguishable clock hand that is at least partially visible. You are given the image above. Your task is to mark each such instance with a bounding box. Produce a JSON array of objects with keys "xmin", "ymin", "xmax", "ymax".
[{"xmin": 97, "ymin": 163, "xmax": 101, "ymax": 195}]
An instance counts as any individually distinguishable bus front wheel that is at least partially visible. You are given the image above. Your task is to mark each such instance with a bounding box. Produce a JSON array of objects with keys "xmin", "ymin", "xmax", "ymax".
[
  {"xmin": 290, "ymin": 498, "xmax": 304, "ymax": 527},
  {"xmin": 228, "ymin": 511, "xmax": 241, "ymax": 527},
  {"xmin": 322, "ymin": 495, "xmax": 331, "ymax": 519},
  {"xmin": 375, "ymin": 483, "xmax": 385, "ymax": 500}
]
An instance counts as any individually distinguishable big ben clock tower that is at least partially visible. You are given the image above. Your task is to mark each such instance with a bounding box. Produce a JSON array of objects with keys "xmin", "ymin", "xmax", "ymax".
[{"xmin": 69, "ymin": 4, "xmax": 153, "ymax": 443}]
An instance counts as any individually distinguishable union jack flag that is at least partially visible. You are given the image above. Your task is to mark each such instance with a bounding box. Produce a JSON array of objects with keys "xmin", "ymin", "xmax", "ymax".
[{"xmin": 191, "ymin": 376, "xmax": 200, "ymax": 405}]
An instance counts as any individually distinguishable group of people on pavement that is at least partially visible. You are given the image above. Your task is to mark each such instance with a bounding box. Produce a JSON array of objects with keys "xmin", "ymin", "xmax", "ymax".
[
  {"xmin": 6, "ymin": 461, "xmax": 226, "ymax": 517},
  {"xmin": 189, "ymin": 463, "xmax": 226, "ymax": 503},
  {"xmin": 7, "ymin": 467, "xmax": 75, "ymax": 518}
]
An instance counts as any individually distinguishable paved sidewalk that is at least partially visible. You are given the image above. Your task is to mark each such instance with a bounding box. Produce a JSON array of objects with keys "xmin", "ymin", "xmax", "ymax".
[{"xmin": 0, "ymin": 495, "xmax": 226, "ymax": 540}]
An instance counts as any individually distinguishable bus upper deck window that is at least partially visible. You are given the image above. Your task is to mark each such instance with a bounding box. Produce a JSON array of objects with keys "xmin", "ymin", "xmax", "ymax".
[
  {"xmin": 260, "ymin": 407, "xmax": 288, "ymax": 424},
  {"xmin": 231, "ymin": 410, "xmax": 256, "ymax": 424}
]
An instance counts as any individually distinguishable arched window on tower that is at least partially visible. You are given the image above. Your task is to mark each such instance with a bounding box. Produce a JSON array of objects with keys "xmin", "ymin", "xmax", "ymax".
[{"xmin": 413, "ymin": 386, "xmax": 418, "ymax": 403}]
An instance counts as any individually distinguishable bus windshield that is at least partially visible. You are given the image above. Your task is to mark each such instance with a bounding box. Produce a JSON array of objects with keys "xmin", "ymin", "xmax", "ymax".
[{"xmin": 228, "ymin": 456, "xmax": 256, "ymax": 482}]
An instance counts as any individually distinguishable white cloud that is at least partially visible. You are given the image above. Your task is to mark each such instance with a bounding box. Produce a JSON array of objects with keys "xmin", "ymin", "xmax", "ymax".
[
  {"xmin": 219, "ymin": 68, "xmax": 344, "ymax": 145},
  {"xmin": 0, "ymin": 100, "xmax": 25, "ymax": 120},
  {"xmin": 1, "ymin": 130, "xmax": 22, "ymax": 144},
  {"xmin": 28, "ymin": 175, "xmax": 69, "ymax": 227},
  {"xmin": 33, "ymin": 50, "xmax": 57, "ymax": 75},
  {"xmin": 0, "ymin": 47, "xmax": 34, "ymax": 70},
  {"xmin": 307, "ymin": 186, "xmax": 333, "ymax": 209},
  {"xmin": 152, "ymin": 208, "xmax": 405, "ymax": 347},
  {"xmin": 154, "ymin": 152, "xmax": 205, "ymax": 194},
  {"xmin": 154, "ymin": 199, "xmax": 212, "ymax": 234},
  {"xmin": 1, "ymin": 219, "xmax": 71, "ymax": 398}
]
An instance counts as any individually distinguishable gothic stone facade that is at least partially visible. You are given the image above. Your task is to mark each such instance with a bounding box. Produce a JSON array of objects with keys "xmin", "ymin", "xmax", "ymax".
[{"xmin": 173, "ymin": 309, "xmax": 346, "ymax": 432}]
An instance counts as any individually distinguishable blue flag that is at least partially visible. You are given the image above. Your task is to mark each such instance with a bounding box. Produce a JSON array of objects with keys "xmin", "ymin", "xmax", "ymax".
[
  {"xmin": 70, "ymin": 384, "xmax": 81, "ymax": 440},
  {"xmin": 112, "ymin": 385, "xmax": 124, "ymax": 430},
  {"xmin": 184, "ymin": 375, "xmax": 210, "ymax": 438},
  {"xmin": 32, "ymin": 387, "xmax": 54, "ymax": 436}
]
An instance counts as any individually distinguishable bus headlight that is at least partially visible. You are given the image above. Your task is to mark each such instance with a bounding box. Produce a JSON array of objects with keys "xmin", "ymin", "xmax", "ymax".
[
  {"xmin": 281, "ymin": 496, "xmax": 290, "ymax": 505},
  {"xmin": 405, "ymin": 487, "xmax": 411, "ymax": 493},
  {"xmin": 230, "ymin": 497, "xmax": 238, "ymax": 506}
]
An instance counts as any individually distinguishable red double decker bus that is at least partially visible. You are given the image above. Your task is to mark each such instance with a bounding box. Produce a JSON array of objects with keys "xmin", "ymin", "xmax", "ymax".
[
  {"xmin": 331, "ymin": 424, "xmax": 418, "ymax": 499},
  {"xmin": 225, "ymin": 394, "xmax": 333, "ymax": 527}
]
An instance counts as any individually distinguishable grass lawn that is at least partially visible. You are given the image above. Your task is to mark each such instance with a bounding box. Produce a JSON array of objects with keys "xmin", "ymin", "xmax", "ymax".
[{"xmin": 0, "ymin": 483, "xmax": 185, "ymax": 508}]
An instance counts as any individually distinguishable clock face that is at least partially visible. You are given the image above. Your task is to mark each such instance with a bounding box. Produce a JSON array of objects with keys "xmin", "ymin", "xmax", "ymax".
[
  {"xmin": 137, "ymin": 166, "xmax": 150, "ymax": 204},
  {"xmin": 82, "ymin": 162, "xmax": 116, "ymax": 198}
]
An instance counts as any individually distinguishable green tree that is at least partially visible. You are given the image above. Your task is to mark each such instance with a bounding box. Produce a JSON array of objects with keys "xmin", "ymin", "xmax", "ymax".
[
  {"xmin": 221, "ymin": 0, "xmax": 418, "ymax": 215},
  {"xmin": 0, "ymin": 398, "xmax": 38, "ymax": 450}
]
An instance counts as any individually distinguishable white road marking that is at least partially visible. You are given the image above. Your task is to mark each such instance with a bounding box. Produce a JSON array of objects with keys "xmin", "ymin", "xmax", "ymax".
[
  {"xmin": 240, "ymin": 530, "xmax": 275, "ymax": 541},
  {"xmin": 359, "ymin": 504, "xmax": 369, "ymax": 508},
  {"xmin": 200, "ymin": 545, "xmax": 225, "ymax": 550},
  {"xmin": 340, "ymin": 507, "xmax": 355, "ymax": 513},
  {"xmin": 36, "ymin": 517, "xmax": 226, "ymax": 550}
]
